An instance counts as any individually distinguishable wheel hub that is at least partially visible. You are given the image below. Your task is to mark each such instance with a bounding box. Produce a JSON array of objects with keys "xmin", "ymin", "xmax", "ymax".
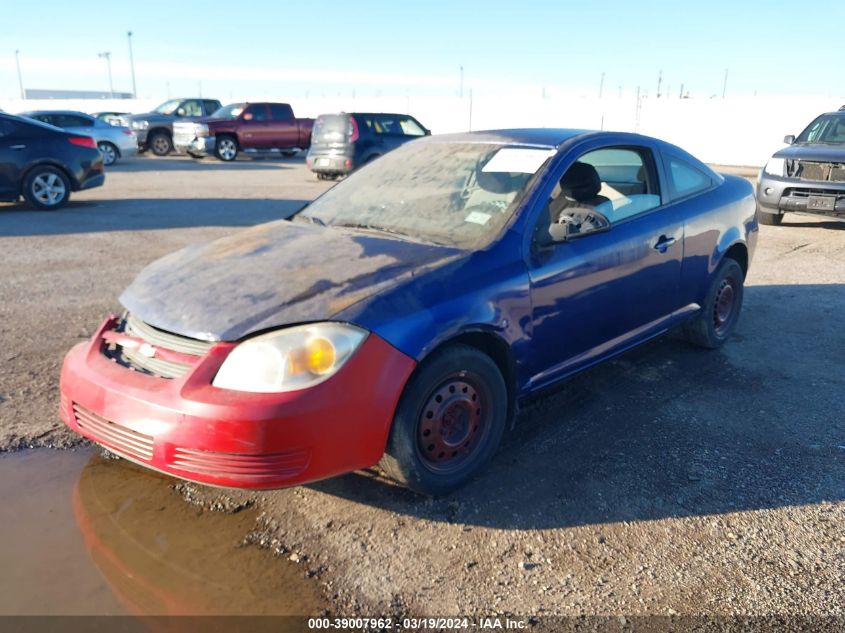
[
  {"xmin": 417, "ymin": 380, "xmax": 483, "ymax": 466},
  {"xmin": 713, "ymin": 278, "xmax": 736, "ymax": 332}
]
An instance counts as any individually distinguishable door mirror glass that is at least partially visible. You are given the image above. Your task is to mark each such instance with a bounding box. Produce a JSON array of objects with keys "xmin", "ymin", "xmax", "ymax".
[{"xmin": 783, "ymin": 134, "xmax": 795, "ymax": 145}]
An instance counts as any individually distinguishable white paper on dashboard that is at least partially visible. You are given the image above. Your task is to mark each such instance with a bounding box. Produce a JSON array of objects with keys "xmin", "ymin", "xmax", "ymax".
[{"xmin": 481, "ymin": 148, "xmax": 556, "ymax": 174}]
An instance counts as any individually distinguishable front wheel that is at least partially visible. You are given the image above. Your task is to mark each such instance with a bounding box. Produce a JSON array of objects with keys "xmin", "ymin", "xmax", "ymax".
[
  {"xmin": 23, "ymin": 166, "xmax": 71, "ymax": 210},
  {"xmin": 98, "ymin": 142, "xmax": 118, "ymax": 166},
  {"xmin": 216, "ymin": 136, "xmax": 239, "ymax": 161},
  {"xmin": 148, "ymin": 131, "xmax": 172, "ymax": 156},
  {"xmin": 379, "ymin": 345, "xmax": 508, "ymax": 496},
  {"xmin": 683, "ymin": 257, "xmax": 745, "ymax": 349}
]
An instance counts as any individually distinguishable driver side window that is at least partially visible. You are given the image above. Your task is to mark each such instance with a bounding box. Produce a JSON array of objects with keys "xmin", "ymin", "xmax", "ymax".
[{"xmin": 541, "ymin": 146, "xmax": 661, "ymax": 241}]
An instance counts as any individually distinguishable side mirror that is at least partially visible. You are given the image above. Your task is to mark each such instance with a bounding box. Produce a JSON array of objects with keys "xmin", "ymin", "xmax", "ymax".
[
  {"xmin": 783, "ymin": 134, "xmax": 795, "ymax": 145},
  {"xmin": 424, "ymin": 128, "xmax": 432, "ymax": 136},
  {"xmin": 176, "ymin": 107, "xmax": 186, "ymax": 117},
  {"xmin": 243, "ymin": 112, "xmax": 254, "ymax": 122}
]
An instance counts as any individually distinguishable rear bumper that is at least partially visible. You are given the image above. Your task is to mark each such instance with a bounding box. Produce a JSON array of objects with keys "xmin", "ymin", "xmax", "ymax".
[
  {"xmin": 59, "ymin": 317, "xmax": 416, "ymax": 489},
  {"xmin": 306, "ymin": 149, "xmax": 354, "ymax": 174},
  {"xmin": 78, "ymin": 173, "xmax": 105, "ymax": 191},
  {"xmin": 757, "ymin": 174, "xmax": 845, "ymax": 218}
]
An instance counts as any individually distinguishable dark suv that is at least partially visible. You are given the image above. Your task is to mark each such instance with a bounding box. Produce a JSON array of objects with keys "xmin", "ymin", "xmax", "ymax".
[
  {"xmin": 757, "ymin": 110, "xmax": 845, "ymax": 225},
  {"xmin": 306, "ymin": 112, "xmax": 429, "ymax": 179}
]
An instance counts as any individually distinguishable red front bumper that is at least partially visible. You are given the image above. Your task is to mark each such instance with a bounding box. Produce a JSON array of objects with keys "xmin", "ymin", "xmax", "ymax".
[{"xmin": 60, "ymin": 318, "xmax": 416, "ymax": 489}]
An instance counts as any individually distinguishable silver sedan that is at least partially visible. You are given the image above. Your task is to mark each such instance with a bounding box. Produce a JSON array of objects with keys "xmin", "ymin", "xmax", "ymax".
[{"xmin": 18, "ymin": 110, "xmax": 138, "ymax": 166}]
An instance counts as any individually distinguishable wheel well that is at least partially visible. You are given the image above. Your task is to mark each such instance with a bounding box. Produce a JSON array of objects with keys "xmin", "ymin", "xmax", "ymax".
[
  {"xmin": 20, "ymin": 162, "xmax": 75, "ymax": 194},
  {"xmin": 724, "ymin": 243, "xmax": 748, "ymax": 279},
  {"xmin": 217, "ymin": 133, "xmax": 240, "ymax": 148},
  {"xmin": 438, "ymin": 331, "xmax": 518, "ymax": 427},
  {"xmin": 148, "ymin": 127, "xmax": 170, "ymax": 138}
]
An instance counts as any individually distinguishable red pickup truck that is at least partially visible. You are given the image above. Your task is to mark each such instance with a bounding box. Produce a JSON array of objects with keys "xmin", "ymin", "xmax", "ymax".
[{"xmin": 172, "ymin": 102, "xmax": 314, "ymax": 161}]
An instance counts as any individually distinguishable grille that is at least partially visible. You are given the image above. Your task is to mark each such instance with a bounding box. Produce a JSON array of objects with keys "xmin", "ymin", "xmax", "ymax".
[
  {"xmin": 784, "ymin": 187, "xmax": 845, "ymax": 198},
  {"xmin": 792, "ymin": 161, "xmax": 845, "ymax": 182},
  {"xmin": 73, "ymin": 403, "xmax": 154, "ymax": 461},
  {"xmin": 171, "ymin": 447, "xmax": 311, "ymax": 479},
  {"xmin": 108, "ymin": 313, "xmax": 214, "ymax": 379}
]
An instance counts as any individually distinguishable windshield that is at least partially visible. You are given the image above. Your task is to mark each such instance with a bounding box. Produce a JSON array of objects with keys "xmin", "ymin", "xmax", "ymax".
[
  {"xmin": 299, "ymin": 140, "xmax": 555, "ymax": 249},
  {"xmin": 210, "ymin": 103, "xmax": 246, "ymax": 120},
  {"xmin": 152, "ymin": 99, "xmax": 184, "ymax": 115},
  {"xmin": 796, "ymin": 114, "xmax": 845, "ymax": 144}
]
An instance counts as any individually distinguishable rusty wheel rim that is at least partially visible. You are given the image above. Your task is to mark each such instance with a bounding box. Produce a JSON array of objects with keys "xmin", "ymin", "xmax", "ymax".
[
  {"xmin": 416, "ymin": 375, "xmax": 488, "ymax": 473},
  {"xmin": 713, "ymin": 277, "xmax": 737, "ymax": 335}
]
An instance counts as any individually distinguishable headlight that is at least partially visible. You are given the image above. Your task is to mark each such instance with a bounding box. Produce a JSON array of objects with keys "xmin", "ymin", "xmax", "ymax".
[
  {"xmin": 131, "ymin": 120, "xmax": 149, "ymax": 130},
  {"xmin": 763, "ymin": 157, "xmax": 785, "ymax": 177},
  {"xmin": 195, "ymin": 123, "xmax": 209, "ymax": 137},
  {"xmin": 212, "ymin": 323, "xmax": 368, "ymax": 393}
]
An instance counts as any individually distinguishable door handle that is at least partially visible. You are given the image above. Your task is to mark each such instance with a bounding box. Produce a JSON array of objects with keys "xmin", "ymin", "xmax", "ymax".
[
  {"xmin": 10, "ymin": 144, "xmax": 26, "ymax": 150},
  {"xmin": 653, "ymin": 235, "xmax": 677, "ymax": 253}
]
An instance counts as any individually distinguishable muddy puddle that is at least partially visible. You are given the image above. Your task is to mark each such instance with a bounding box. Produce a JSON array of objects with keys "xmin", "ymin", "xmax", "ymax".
[{"xmin": 0, "ymin": 449, "xmax": 325, "ymax": 616}]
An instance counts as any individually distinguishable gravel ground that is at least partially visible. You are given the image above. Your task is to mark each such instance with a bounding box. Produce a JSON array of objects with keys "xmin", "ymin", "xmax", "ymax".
[{"xmin": 1, "ymin": 155, "xmax": 843, "ymax": 618}]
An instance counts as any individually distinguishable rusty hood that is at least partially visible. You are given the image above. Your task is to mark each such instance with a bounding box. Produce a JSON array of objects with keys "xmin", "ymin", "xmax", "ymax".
[{"xmin": 119, "ymin": 219, "xmax": 463, "ymax": 341}]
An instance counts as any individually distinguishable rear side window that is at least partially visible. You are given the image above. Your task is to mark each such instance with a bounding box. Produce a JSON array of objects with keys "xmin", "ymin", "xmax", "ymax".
[
  {"xmin": 374, "ymin": 115, "xmax": 399, "ymax": 134},
  {"xmin": 203, "ymin": 100, "xmax": 221, "ymax": 115},
  {"xmin": 269, "ymin": 104, "xmax": 293, "ymax": 121},
  {"xmin": 60, "ymin": 114, "xmax": 93, "ymax": 127},
  {"xmin": 666, "ymin": 155, "xmax": 713, "ymax": 200}
]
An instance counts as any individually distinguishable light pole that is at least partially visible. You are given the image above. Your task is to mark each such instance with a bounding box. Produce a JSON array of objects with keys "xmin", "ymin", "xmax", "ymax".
[
  {"xmin": 127, "ymin": 31, "xmax": 137, "ymax": 97},
  {"xmin": 459, "ymin": 65, "xmax": 464, "ymax": 98},
  {"xmin": 98, "ymin": 51, "xmax": 114, "ymax": 97},
  {"xmin": 14, "ymin": 49, "xmax": 25, "ymax": 99},
  {"xmin": 722, "ymin": 68, "xmax": 729, "ymax": 99}
]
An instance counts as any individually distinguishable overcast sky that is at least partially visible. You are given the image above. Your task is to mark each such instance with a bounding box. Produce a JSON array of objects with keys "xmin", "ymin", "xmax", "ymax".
[{"xmin": 2, "ymin": 0, "xmax": 843, "ymax": 101}]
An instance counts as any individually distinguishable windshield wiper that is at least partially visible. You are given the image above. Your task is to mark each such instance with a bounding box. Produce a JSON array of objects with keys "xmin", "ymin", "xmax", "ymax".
[
  {"xmin": 332, "ymin": 222, "xmax": 435, "ymax": 243},
  {"xmin": 293, "ymin": 213, "xmax": 325, "ymax": 226}
]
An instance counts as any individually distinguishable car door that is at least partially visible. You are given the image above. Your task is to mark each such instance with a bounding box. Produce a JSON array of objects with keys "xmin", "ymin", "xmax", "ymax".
[
  {"xmin": 265, "ymin": 103, "xmax": 298, "ymax": 149},
  {"xmin": 238, "ymin": 104, "xmax": 270, "ymax": 149},
  {"xmin": 0, "ymin": 119, "xmax": 24, "ymax": 198},
  {"xmin": 524, "ymin": 143, "xmax": 688, "ymax": 389}
]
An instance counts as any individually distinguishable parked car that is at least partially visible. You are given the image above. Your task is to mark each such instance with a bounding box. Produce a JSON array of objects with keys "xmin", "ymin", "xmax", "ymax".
[
  {"xmin": 0, "ymin": 112, "xmax": 104, "ymax": 209},
  {"xmin": 757, "ymin": 109, "xmax": 845, "ymax": 225},
  {"xmin": 59, "ymin": 129, "xmax": 756, "ymax": 495},
  {"xmin": 91, "ymin": 111, "xmax": 130, "ymax": 126},
  {"xmin": 121, "ymin": 98, "xmax": 222, "ymax": 156},
  {"xmin": 172, "ymin": 102, "xmax": 314, "ymax": 161},
  {"xmin": 306, "ymin": 112, "xmax": 429, "ymax": 179},
  {"xmin": 20, "ymin": 110, "xmax": 137, "ymax": 166}
]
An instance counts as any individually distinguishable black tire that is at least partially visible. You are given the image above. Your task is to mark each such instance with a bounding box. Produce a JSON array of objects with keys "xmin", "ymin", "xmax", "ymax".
[
  {"xmin": 215, "ymin": 135, "xmax": 239, "ymax": 161},
  {"xmin": 379, "ymin": 344, "xmax": 508, "ymax": 496},
  {"xmin": 148, "ymin": 131, "xmax": 172, "ymax": 156},
  {"xmin": 98, "ymin": 141, "xmax": 119, "ymax": 166},
  {"xmin": 758, "ymin": 211, "xmax": 783, "ymax": 226},
  {"xmin": 683, "ymin": 257, "xmax": 744, "ymax": 349},
  {"xmin": 22, "ymin": 166, "xmax": 71, "ymax": 210}
]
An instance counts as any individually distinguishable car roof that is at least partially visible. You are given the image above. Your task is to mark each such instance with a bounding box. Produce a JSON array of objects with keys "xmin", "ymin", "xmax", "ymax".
[
  {"xmin": 423, "ymin": 128, "xmax": 669, "ymax": 148},
  {"xmin": 19, "ymin": 109, "xmax": 93, "ymax": 118}
]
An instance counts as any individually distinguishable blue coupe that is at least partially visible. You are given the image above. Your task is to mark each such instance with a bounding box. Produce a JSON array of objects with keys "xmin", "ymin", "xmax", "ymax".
[{"xmin": 60, "ymin": 129, "xmax": 758, "ymax": 496}]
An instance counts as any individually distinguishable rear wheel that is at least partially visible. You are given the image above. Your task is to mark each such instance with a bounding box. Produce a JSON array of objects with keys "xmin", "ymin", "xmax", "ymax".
[
  {"xmin": 149, "ymin": 131, "xmax": 172, "ymax": 156},
  {"xmin": 758, "ymin": 211, "xmax": 783, "ymax": 226},
  {"xmin": 683, "ymin": 257, "xmax": 744, "ymax": 349},
  {"xmin": 216, "ymin": 136, "xmax": 239, "ymax": 161},
  {"xmin": 23, "ymin": 166, "xmax": 71, "ymax": 210},
  {"xmin": 379, "ymin": 345, "xmax": 508, "ymax": 496},
  {"xmin": 98, "ymin": 141, "xmax": 118, "ymax": 166}
]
